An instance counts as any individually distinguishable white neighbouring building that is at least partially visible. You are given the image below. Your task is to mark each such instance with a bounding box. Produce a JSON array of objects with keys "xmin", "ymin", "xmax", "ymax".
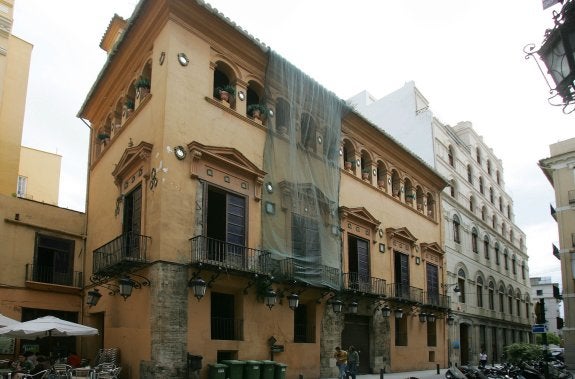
[
  {"xmin": 530, "ymin": 276, "xmax": 563, "ymax": 338},
  {"xmin": 348, "ymin": 81, "xmax": 532, "ymax": 366}
]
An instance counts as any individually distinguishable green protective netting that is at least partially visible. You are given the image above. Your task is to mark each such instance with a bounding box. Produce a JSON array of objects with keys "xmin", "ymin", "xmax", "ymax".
[{"xmin": 262, "ymin": 50, "xmax": 346, "ymax": 290}]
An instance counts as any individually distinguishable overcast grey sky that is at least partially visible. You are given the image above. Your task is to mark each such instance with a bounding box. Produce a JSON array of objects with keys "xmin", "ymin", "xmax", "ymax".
[{"xmin": 12, "ymin": 1, "xmax": 572, "ymax": 286}]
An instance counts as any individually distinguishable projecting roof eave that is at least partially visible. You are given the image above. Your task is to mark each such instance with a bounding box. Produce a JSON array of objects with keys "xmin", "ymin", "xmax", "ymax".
[
  {"xmin": 77, "ymin": 0, "xmax": 271, "ymax": 119},
  {"xmin": 538, "ymin": 158, "xmax": 554, "ymax": 186},
  {"xmin": 348, "ymin": 110, "xmax": 450, "ymax": 191}
]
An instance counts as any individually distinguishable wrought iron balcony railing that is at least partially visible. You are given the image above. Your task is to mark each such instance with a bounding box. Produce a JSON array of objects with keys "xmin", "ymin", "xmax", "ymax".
[
  {"xmin": 93, "ymin": 232, "xmax": 151, "ymax": 276},
  {"xmin": 276, "ymin": 257, "xmax": 340, "ymax": 289},
  {"xmin": 342, "ymin": 272, "xmax": 386, "ymax": 297},
  {"xmin": 25, "ymin": 264, "xmax": 83, "ymax": 288},
  {"xmin": 211, "ymin": 317, "xmax": 243, "ymax": 341},
  {"xmin": 294, "ymin": 323, "xmax": 316, "ymax": 343},
  {"xmin": 190, "ymin": 235, "xmax": 271, "ymax": 275},
  {"xmin": 422, "ymin": 291, "xmax": 450, "ymax": 309},
  {"xmin": 387, "ymin": 283, "xmax": 424, "ymax": 304}
]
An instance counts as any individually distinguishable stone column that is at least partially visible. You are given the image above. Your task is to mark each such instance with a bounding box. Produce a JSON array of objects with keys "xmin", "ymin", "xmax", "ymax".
[{"xmin": 141, "ymin": 262, "xmax": 189, "ymax": 379}]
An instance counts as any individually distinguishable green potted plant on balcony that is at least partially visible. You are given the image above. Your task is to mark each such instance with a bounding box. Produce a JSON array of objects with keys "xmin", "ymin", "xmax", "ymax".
[
  {"xmin": 247, "ymin": 103, "xmax": 267, "ymax": 120},
  {"xmin": 135, "ymin": 76, "xmax": 151, "ymax": 97},
  {"xmin": 215, "ymin": 84, "xmax": 236, "ymax": 103}
]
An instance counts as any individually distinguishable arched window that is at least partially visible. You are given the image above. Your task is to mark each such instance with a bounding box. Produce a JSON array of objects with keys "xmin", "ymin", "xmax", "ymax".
[
  {"xmin": 496, "ymin": 170, "xmax": 501, "ymax": 185},
  {"xmin": 427, "ymin": 193, "xmax": 435, "ymax": 219},
  {"xmin": 275, "ymin": 98, "xmax": 291, "ymax": 134},
  {"xmin": 453, "ymin": 215, "xmax": 461, "ymax": 243},
  {"xmin": 448, "ymin": 145, "xmax": 455, "ymax": 167},
  {"xmin": 504, "ymin": 249, "xmax": 509, "ymax": 270},
  {"xmin": 391, "ymin": 170, "xmax": 401, "ymax": 197},
  {"xmin": 499, "ymin": 197, "xmax": 503, "ymax": 212},
  {"xmin": 471, "ymin": 228, "xmax": 479, "ymax": 253},
  {"xmin": 488, "ymin": 282, "xmax": 495, "ymax": 310},
  {"xmin": 416, "ymin": 186, "xmax": 424, "ymax": 211},
  {"xmin": 516, "ymin": 290, "xmax": 522, "ymax": 317},
  {"xmin": 484, "ymin": 236, "xmax": 490, "ymax": 260},
  {"xmin": 492, "ymin": 214, "xmax": 497, "ymax": 229},
  {"xmin": 476, "ymin": 147, "xmax": 482, "ymax": 164},
  {"xmin": 458, "ymin": 269, "xmax": 466, "ymax": 303},
  {"xmin": 508, "ymin": 287, "xmax": 514, "ymax": 315},
  {"xmin": 377, "ymin": 161, "xmax": 387, "ymax": 191},
  {"xmin": 482, "ymin": 206, "xmax": 487, "ymax": 222},
  {"xmin": 470, "ymin": 196, "xmax": 475, "ymax": 213},
  {"xmin": 494, "ymin": 243, "xmax": 500, "ymax": 265},
  {"xmin": 521, "ymin": 262, "xmax": 526, "ymax": 279},
  {"xmin": 507, "ymin": 204, "xmax": 512, "ymax": 219},
  {"xmin": 213, "ymin": 63, "xmax": 237, "ymax": 109},
  {"xmin": 512, "ymin": 255, "xmax": 517, "ymax": 274},
  {"xmin": 476, "ymin": 277, "xmax": 484, "ymax": 308},
  {"xmin": 479, "ymin": 177, "xmax": 484, "ymax": 194},
  {"xmin": 498, "ymin": 284, "xmax": 505, "ymax": 313},
  {"xmin": 300, "ymin": 113, "xmax": 316, "ymax": 152},
  {"xmin": 404, "ymin": 178, "xmax": 414, "ymax": 204},
  {"xmin": 487, "ymin": 159, "xmax": 492, "ymax": 175},
  {"xmin": 450, "ymin": 179, "xmax": 456, "ymax": 198},
  {"xmin": 467, "ymin": 164, "xmax": 473, "ymax": 183},
  {"xmin": 489, "ymin": 187, "xmax": 494, "ymax": 203}
]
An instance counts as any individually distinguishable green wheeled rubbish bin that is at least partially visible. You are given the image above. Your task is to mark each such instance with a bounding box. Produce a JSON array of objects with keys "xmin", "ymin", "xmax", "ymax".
[
  {"xmin": 259, "ymin": 360, "xmax": 275, "ymax": 379},
  {"xmin": 208, "ymin": 363, "xmax": 228, "ymax": 379},
  {"xmin": 274, "ymin": 363, "xmax": 287, "ymax": 379},
  {"xmin": 243, "ymin": 360, "xmax": 261, "ymax": 379},
  {"xmin": 221, "ymin": 360, "xmax": 245, "ymax": 379}
]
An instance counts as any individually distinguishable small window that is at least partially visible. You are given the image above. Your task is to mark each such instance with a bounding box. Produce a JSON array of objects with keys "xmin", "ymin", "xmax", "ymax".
[
  {"xmin": 479, "ymin": 177, "xmax": 484, "ymax": 194},
  {"xmin": 536, "ymin": 289, "xmax": 543, "ymax": 296},
  {"xmin": 467, "ymin": 164, "xmax": 473, "ymax": 184},
  {"xmin": 487, "ymin": 160, "xmax": 492, "ymax": 175},
  {"xmin": 17, "ymin": 176, "xmax": 27, "ymax": 198},
  {"xmin": 427, "ymin": 322, "xmax": 436, "ymax": 347},
  {"xmin": 476, "ymin": 278, "xmax": 484, "ymax": 308},
  {"xmin": 395, "ymin": 314, "xmax": 408, "ymax": 346},
  {"xmin": 484, "ymin": 236, "xmax": 490, "ymax": 260},
  {"xmin": 457, "ymin": 269, "xmax": 466, "ymax": 304},
  {"xmin": 471, "ymin": 229, "xmax": 478, "ymax": 253},
  {"xmin": 476, "ymin": 147, "xmax": 482, "ymax": 164},
  {"xmin": 453, "ymin": 215, "xmax": 461, "ymax": 243},
  {"xmin": 448, "ymin": 145, "xmax": 455, "ymax": 167}
]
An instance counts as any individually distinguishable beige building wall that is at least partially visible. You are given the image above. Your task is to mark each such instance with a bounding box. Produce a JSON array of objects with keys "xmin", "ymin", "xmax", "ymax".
[
  {"xmin": 539, "ymin": 137, "xmax": 575, "ymax": 369},
  {"xmin": 18, "ymin": 146, "xmax": 61, "ymax": 204},
  {"xmin": 78, "ymin": 2, "xmax": 450, "ymax": 378},
  {"xmin": 0, "ymin": 193, "xmax": 88, "ymax": 357},
  {"xmin": 0, "ymin": 33, "xmax": 32, "ymax": 196}
]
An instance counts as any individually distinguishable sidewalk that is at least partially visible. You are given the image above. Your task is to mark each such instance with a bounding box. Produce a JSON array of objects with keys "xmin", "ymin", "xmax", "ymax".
[{"xmin": 326, "ymin": 368, "xmax": 446, "ymax": 379}]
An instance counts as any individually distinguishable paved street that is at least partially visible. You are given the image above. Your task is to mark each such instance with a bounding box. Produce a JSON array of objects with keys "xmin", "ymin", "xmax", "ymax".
[{"xmin": 324, "ymin": 368, "xmax": 446, "ymax": 379}]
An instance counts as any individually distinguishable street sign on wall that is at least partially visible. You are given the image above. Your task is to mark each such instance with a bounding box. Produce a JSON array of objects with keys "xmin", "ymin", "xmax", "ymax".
[{"xmin": 532, "ymin": 324, "xmax": 548, "ymax": 333}]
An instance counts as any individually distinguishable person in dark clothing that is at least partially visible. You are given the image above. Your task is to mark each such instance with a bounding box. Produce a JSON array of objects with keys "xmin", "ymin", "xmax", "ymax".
[{"xmin": 346, "ymin": 345, "xmax": 359, "ymax": 379}]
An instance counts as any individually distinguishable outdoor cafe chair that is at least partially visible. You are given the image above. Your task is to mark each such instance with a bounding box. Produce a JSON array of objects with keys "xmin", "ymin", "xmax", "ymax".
[
  {"xmin": 95, "ymin": 367, "xmax": 121, "ymax": 379},
  {"xmin": 51, "ymin": 364, "xmax": 72, "ymax": 379},
  {"xmin": 20, "ymin": 369, "xmax": 51, "ymax": 378}
]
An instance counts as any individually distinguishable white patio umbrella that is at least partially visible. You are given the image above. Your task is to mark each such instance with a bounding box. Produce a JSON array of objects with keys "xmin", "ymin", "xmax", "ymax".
[
  {"xmin": 0, "ymin": 313, "xmax": 18, "ymax": 328},
  {"xmin": 0, "ymin": 315, "xmax": 98, "ymax": 338}
]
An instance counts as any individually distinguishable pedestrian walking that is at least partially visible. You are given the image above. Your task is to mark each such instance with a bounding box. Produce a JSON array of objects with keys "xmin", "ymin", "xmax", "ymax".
[{"xmin": 334, "ymin": 346, "xmax": 348, "ymax": 379}]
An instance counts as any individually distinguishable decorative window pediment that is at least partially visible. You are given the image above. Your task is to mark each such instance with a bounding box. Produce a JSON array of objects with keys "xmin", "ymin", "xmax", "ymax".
[
  {"xmin": 339, "ymin": 206, "xmax": 381, "ymax": 241},
  {"xmin": 386, "ymin": 227, "xmax": 418, "ymax": 254},
  {"xmin": 339, "ymin": 206, "xmax": 380, "ymax": 228},
  {"xmin": 187, "ymin": 141, "xmax": 266, "ymax": 200},
  {"xmin": 420, "ymin": 242, "xmax": 444, "ymax": 256},
  {"xmin": 112, "ymin": 141, "xmax": 153, "ymax": 189},
  {"xmin": 386, "ymin": 227, "xmax": 417, "ymax": 245}
]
